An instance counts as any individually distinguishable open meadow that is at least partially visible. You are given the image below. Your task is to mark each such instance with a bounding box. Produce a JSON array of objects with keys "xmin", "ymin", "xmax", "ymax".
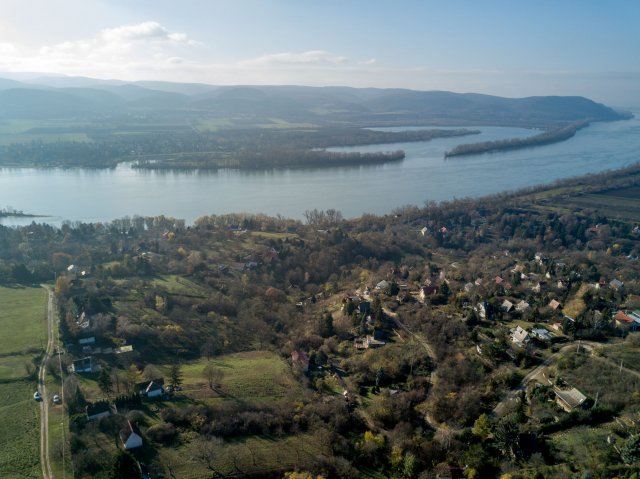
[{"xmin": 0, "ymin": 286, "xmax": 47, "ymax": 479}]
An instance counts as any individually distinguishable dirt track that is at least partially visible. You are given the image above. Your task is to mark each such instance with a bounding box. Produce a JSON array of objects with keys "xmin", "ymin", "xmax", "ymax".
[{"xmin": 38, "ymin": 286, "xmax": 54, "ymax": 479}]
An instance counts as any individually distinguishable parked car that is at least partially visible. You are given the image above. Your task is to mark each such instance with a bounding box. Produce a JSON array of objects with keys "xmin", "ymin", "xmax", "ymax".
[
  {"xmin": 52, "ymin": 394, "xmax": 61, "ymax": 404},
  {"xmin": 33, "ymin": 391, "xmax": 42, "ymax": 401}
]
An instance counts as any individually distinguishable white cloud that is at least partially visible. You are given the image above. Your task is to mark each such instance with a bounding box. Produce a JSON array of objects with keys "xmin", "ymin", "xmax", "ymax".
[
  {"xmin": 100, "ymin": 21, "xmax": 195, "ymax": 45},
  {"xmin": 0, "ymin": 21, "xmax": 198, "ymax": 80},
  {"xmin": 0, "ymin": 42, "xmax": 17, "ymax": 55},
  {"xmin": 240, "ymin": 50, "xmax": 348, "ymax": 67}
]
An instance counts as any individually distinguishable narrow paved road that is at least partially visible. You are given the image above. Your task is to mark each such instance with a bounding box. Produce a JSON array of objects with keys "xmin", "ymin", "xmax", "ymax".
[{"xmin": 39, "ymin": 286, "xmax": 55, "ymax": 479}]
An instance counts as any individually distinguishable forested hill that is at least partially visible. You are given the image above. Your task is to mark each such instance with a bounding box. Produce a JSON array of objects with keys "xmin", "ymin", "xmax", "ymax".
[{"xmin": 0, "ymin": 75, "xmax": 631, "ymax": 126}]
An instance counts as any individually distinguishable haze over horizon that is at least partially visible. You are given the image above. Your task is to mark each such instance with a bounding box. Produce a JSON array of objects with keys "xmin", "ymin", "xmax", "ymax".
[{"xmin": 0, "ymin": 0, "xmax": 639, "ymax": 106}]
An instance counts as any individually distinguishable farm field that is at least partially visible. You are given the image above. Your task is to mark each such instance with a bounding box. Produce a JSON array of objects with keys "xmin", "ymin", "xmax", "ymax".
[
  {"xmin": 535, "ymin": 186, "xmax": 640, "ymax": 223},
  {"xmin": 0, "ymin": 286, "xmax": 47, "ymax": 479}
]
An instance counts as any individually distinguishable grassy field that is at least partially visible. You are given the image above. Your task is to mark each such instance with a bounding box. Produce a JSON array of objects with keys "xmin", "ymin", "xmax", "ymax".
[
  {"xmin": 150, "ymin": 275, "xmax": 209, "ymax": 298},
  {"xmin": 601, "ymin": 337, "xmax": 640, "ymax": 374},
  {"xmin": 0, "ymin": 286, "xmax": 47, "ymax": 478},
  {"xmin": 562, "ymin": 284, "xmax": 589, "ymax": 319},
  {"xmin": 0, "ymin": 286, "xmax": 47, "ymax": 353},
  {"xmin": 176, "ymin": 350, "xmax": 300, "ymax": 404}
]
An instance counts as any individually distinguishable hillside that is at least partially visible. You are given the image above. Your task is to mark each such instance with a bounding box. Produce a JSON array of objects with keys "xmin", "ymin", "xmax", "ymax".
[
  {"xmin": 0, "ymin": 76, "xmax": 631, "ymax": 126},
  {"xmin": 2, "ymin": 164, "xmax": 640, "ymax": 478}
]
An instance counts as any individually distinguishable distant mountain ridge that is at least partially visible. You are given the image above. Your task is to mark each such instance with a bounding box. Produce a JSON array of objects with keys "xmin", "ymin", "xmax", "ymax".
[{"xmin": 0, "ymin": 75, "xmax": 631, "ymax": 126}]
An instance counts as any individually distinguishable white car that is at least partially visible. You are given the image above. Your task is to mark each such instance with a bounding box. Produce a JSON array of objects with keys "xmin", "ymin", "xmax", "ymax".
[
  {"xmin": 52, "ymin": 394, "xmax": 61, "ymax": 404},
  {"xmin": 33, "ymin": 391, "xmax": 42, "ymax": 401}
]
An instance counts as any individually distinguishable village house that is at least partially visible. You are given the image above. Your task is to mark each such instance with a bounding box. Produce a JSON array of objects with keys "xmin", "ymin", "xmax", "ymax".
[
  {"xmin": 610, "ymin": 278, "xmax": 625, "ymax": 291},
  {"xmin": 501, "ymin": 299, "xmax": 514, "ymax": 313},
  {"xmin": 72, "ymin": 357, "xmax": 94, "ymax": 373},
  {"xmin": 516, "ymin": 300, "xmax": 531, "ymax": 313},
  {"xmin": 511, "ymin": 263, "xmax": 525, "ymax": 274},
  {"xmin": 86, "ymin": 401, "xmax": 111, "ymax": 421},
  {"xmin": 548, "ymin": 299, "xmax": 562, "ymax": 311},
  {"xmin": 532, "ymin": 281, "xmax": 547, "ymax": 293},
  {"xmin": 121, "ymin": 421, "xmax": 143, "ymax": 450},
  {"xmin": 137, "ymin": 379, "xmax": 165, "ymax": 399},
  {"xmin": 354, "ymin": 335, "xmax": 386, "ymax": 350},
  {"xmin": 554, "ymin": 387, "xmax": 587, "ymax": 412},
  {"xmin": 614, "ymin": 311, "xmax": 640, "ymax": 331},
  {"xmin": 531, "ymin": 328, "xmax": 553, "ymax": 342},
  {"xmin": 419, "ymin": 285, "xmax": 439, "ymax": 302},
  {"xmin": 476, "ymin": 301, "xmax": 492, "ymax": 320},
  {"xmin": 511, "ymin": 326, "xmax": 530, "ymax": 347}
]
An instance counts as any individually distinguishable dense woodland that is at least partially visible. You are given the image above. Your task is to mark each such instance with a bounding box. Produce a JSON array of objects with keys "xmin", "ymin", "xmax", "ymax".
[{"xmin": 3, "ymin": 165, "xmax": 640, "ymax": 478}]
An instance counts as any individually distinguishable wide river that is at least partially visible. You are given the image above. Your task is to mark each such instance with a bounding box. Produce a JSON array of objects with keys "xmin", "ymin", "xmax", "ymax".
[{"xmin": 1, "ymin": 113, "xmax": 638, "ymax": 227}]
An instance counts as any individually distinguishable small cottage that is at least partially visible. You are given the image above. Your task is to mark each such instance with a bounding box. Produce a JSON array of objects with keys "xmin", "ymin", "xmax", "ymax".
[
  {"xmin": 121, "ymin": 421, "xmax": 143, "ymax": 450},
  {"xmin": 554, "ymin": 387, "xmax": 587, "ymax": 412}
]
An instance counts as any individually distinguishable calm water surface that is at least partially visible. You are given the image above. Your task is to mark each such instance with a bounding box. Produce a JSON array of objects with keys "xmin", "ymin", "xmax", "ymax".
[{"xmin": 1, "ymin": 115, "xmax": 638, "ymax": 226}]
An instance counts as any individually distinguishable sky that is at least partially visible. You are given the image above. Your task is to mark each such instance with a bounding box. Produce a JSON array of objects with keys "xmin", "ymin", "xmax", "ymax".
[{"xmin": 0, "ymin": 0, "xmax": 638, "ymax": 105}]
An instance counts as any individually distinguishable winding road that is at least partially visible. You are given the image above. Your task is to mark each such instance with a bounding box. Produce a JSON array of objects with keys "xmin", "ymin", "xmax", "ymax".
[{"xmin": 38, "ymin": 286, "xmax": 55, "ymax": 479}]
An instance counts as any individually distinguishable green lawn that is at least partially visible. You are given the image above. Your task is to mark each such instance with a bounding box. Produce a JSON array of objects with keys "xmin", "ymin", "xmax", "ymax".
[{"xmin": 0, "ymin": 286, "xmax": 48, "ymax": 478}]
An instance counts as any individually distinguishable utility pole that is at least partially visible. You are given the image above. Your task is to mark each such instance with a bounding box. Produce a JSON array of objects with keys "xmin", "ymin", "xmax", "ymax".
[
  {"xmin": 620, "ymin": 359, "xmax": 624, "ymax": 374},
  {"xmin": 593, "ymin": 391, "xmax": 599, "ymax": 409}
]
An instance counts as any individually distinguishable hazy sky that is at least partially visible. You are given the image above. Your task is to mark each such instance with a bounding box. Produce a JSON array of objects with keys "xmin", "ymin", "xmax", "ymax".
[{"xmin": 0, "ymin": 0, "xmax": 638, "ymax": 105}]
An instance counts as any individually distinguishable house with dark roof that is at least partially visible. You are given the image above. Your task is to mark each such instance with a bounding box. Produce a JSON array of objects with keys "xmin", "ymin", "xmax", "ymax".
[
  {"xmin": 419, "ymin": 285, "xmax": 439, "ymax": 302},
  {"xmin": 86, "ymin": 401, "xmax": 111, "ymax": 421},
  {"xmin": 72, "ymin": 357, "xmax": 93, "ymax": 373}
]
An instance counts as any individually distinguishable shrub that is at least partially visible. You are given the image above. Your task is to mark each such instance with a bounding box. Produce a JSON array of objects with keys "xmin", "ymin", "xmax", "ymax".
[{"xmin": 146, "ymin": 423, "xmax": 177, "ymax": 445}]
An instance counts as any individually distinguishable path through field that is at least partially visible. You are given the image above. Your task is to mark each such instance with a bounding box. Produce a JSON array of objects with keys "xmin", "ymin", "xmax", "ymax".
[{"xmin": 39, "ymin": 286, "xmax": 54, "ymax": 479}]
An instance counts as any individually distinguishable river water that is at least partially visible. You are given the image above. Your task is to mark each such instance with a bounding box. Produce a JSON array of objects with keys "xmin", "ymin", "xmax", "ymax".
[{"xmin": 0, "ymin": 114, "xmax": 638, "ymax": 227}]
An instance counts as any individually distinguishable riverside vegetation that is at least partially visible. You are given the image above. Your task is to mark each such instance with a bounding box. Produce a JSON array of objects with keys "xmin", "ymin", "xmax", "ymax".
[{"xmin": 2, "ymin": 164, "xmax": 640, "ymax": 477}]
